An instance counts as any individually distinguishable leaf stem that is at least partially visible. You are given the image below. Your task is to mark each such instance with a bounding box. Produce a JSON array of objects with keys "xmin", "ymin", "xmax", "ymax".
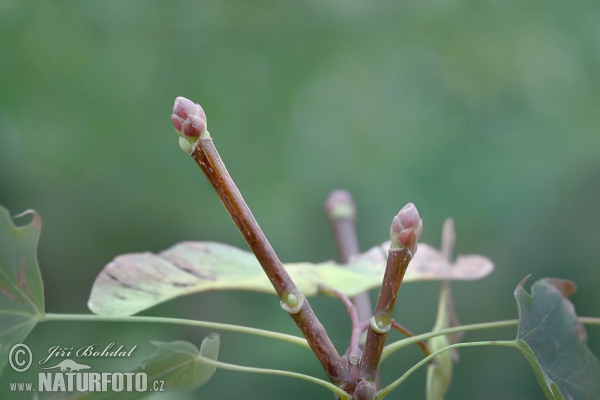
[
  {"xmin": 189, "ymin": 135, "xmax": 344, "ymax": 382},
  {"xmin": 40, "ymin": 311, "xmax": 600, "ymax": 393},
  {"xmin": 380, "ymin": 319, "xmax": 517, "ymax": 363},
  {"xmin": 579, "ymin": 317, "xmax": 600, "ymax": 325},
  {"xmin": 41, "ymin": 313, "xmax": 309, "ymax": 348},
  {"xmin": 349, "ymin": 321, "xmax": 370, "ymax": 362},
  {"xmin": 319, "ymin": 286, "xmax": 363, "ymax": 361},
  {"xmin": 379, "ymin": 316, "xmax": 600, "ymax": 363},
  {"xmin": 376, "ymin": 340, "xmax": 517, "ymax": 399},
  {"xmin": 390, "ymin": 319, "xmax": 430, "ymax": 358},
  {"xmin": 196, "ymin": 354, "xmax": 351, "ymax": 400}
]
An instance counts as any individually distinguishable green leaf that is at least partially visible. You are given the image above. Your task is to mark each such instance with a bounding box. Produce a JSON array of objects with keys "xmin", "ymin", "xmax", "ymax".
[
  {"xmin": 78, "ymin": 335, "xmax": 220, "ymax": 399},
  {"xmin": 89, "ymin": 241, "xmax": 493, "ymax": 316},
  {"xmin": 0, "ymin": 205, "xmax": 44, "ymax": 377},
  {"xmin": 514, "ymin": 277, "xmax": 600, "ymax": 400}
]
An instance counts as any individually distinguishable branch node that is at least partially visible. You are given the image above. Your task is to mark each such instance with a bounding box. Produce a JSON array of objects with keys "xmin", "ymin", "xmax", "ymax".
[
  {"xmin": 280, "ymin": 292, "xmax": 305, "ymax": 315},
  {"xmin": 369, "ymin": 316, "xmax": 391, "ymax": 334}
]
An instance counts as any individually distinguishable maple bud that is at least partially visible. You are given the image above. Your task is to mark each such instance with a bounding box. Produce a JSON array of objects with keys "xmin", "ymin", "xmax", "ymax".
[
  {"xmin": 171, "ymin": 96, "xmax": 208, "ymax": 142},
  {"xmin": 390, "ymin": 203, "xmax": 422, "ymax": 254}
]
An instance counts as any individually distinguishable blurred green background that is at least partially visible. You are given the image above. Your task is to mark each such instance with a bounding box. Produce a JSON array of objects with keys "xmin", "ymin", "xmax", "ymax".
[{"xmin": 1, "ymin": 0, "xmax": 599, "ymax": 399}]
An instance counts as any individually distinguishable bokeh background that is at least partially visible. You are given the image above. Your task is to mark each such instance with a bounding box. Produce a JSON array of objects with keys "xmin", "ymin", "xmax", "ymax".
[{"xmin": 1, "ymin": 1, "xmax": 599, "ymax": 399}]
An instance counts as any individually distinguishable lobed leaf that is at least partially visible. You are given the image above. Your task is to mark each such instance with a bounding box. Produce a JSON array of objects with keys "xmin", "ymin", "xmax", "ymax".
[
  {"xmin": 0, "ymin": 205, "xmax": 44, "ymax": 377},
  {"xmin": 514, "ymin": 277, "xmax": 600, "ymax": 399},
  {"xmin": 89, "ymin": 241, "xmax": 493, "ymax": 316}
]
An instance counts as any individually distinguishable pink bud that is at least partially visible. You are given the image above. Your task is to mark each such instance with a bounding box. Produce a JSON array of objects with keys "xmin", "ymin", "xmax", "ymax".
[
  {"xmin": 171, "ymin": 114, "xmax": 184, "ymax": 133},
  {"xmin": 173, "ymin": 96, "xmax": 206, "ymax": 121},
  {"xmin": 390, "ymin": 203, "xmax": 422, "ymax": 254},
  {"xmin": 171, "ymin": 96, "xmax": 207, "ymax": 140}
]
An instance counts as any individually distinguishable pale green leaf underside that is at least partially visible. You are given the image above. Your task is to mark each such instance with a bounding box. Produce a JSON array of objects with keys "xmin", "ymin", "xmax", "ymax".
[
  {"xmin": 514, "ymin": 278, "xmax": 600, "ymax": 400},
  {"xmin": 0, "ymin": 206, "xmax": 44, "ymax": 377},
  {"xmin": 89, "ymin": 241, "xmax": 493, "ymax": 316},
  {"xmin": 77, "ymin": 336, "xmax": 219, "ymax": 400}
]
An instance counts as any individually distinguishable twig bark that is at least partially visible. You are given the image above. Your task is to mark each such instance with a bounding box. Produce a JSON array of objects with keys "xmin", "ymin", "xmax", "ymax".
[
  {"xmin": 325, "ymin": 190, "xmax": 373, "ymax": 322},
  {"xmin": 190, "ymin": 136, "xmax": 345, "ymax": 382},
  {"xmin": 171, "ymin": 97, "xmax": 422, "ymax": 397},
  {"xmin": 359, "ymin": 249, "xmax": 412, "ymax": 380}
]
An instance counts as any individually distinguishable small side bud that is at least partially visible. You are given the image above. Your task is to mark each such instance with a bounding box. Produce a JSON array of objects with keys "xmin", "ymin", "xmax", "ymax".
[
  {"xmin": 280, "ymin": 291, "xmax": 305, "ymax": 315},
  {"xmin": 178, "ymin": 137, "xmax": 193, "ymax": 153},
  {"xmin": 348, "ymin": 354, "xmax": 360, "ymax": 365},
  {"xmin": 171, "ymin": 96, "xmax": 208, "ymax": 143},
  {"xmin": 390, "ymin": 203, "xmax": 423, "ymax": 254},
  {"xmin": 325, "ymin": 189, "xmax": 357, "ymax": 220},
  {"xmin": 352, "ymin": 380, "xmax": 376, "ymax": 400},
  {"xmin": 287, "ymin": 293, "xmax": 299, "ymax": 307},
  {"xmin": 369, "ymin": 316, "xmax": 391, "ymax": 334}
]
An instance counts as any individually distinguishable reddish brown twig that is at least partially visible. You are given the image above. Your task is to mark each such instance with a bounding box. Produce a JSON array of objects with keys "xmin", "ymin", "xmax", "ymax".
[
  {"xmin": 172, "ymin": 97, "xmax": 345, "ymax": 383},
  {"xmin": 390, "ymin": 319, "xmax": 430, "ymax": 358},
  {"xmin": 192, "ymin": 137, "xmax": 345, "ymax": 382},
  {"xmin": 359, "ymin": 249, "xmax": 412, "ymax": 379},
  {"xmin": 359, "ymin": 204, "xmax": 422, "ymax": 381},
  {"xmin": 171, "ymin": 97, "xmax": 425, "ymax": 398},
  {"xmin": 325, "ymin": 190, "xmax": 373, "ymax": 323}
]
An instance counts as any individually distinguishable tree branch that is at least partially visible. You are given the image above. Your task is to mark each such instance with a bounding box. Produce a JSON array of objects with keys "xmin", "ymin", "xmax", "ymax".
[
  {"xmin": 325, "ymin": 190, "xmax": 372, "ymax": 322},
  {"xmin": 359, "ymin": 249, "xmax": 412, "ymax": 379},
  {"xmin": 172, "ymin": 97, "xmax": 345, "ymax": 383},
  {"xmin": 359, "ymin": 203, "xmax": 422, "ymax": 380}
]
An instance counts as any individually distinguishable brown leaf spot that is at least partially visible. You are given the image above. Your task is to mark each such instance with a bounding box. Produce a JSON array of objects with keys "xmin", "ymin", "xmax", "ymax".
[
  {"xmin": 0, "ymin": 285, "xmax": 17, "ymax": 302},
  {"xmin": 544, "ymin": 278, "xmax": 577, "ymax": 298}
]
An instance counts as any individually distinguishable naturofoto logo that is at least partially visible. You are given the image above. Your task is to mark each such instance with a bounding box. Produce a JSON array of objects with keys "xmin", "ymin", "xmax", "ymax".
[
  {"xmin": 7, "ymin": 343, "xmax": 165, "ymax": 395},
  {"xmin": 41, "ymin": 359, "xmax": 91, "ymax": 372},
  {"xmin": 38, "ymin": 362, "xmax": 149, "ymax": 393}
]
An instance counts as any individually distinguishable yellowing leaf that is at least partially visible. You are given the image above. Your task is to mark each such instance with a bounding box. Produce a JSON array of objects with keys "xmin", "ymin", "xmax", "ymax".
[{"xmin": 89, "ymin": 241, "xmax": 493, "ymax": 316}]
